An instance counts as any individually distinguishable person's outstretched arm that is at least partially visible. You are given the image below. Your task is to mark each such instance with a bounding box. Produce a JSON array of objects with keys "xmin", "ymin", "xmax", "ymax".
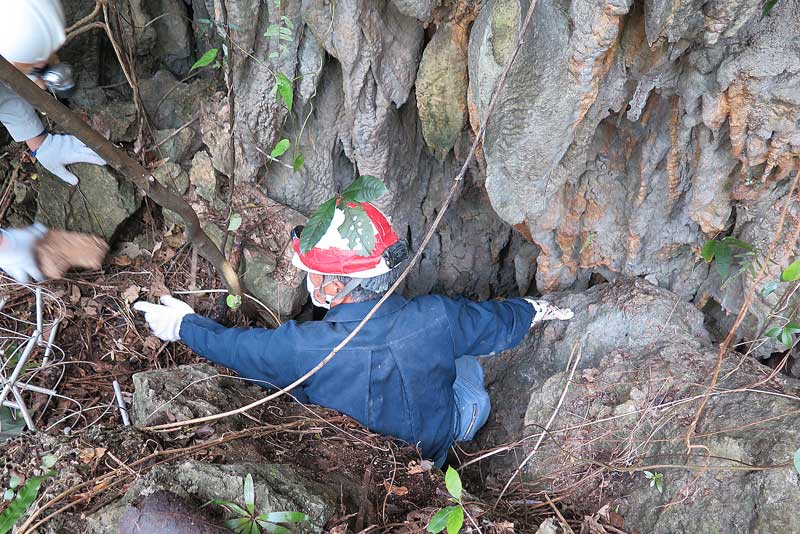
[
  {"xmin": 436, "ymin": 295, "xmax": 572, "ymax": 357},
  {"xmin": 134, "ymin": 296, "xmax": 296, "ymax": 389}
]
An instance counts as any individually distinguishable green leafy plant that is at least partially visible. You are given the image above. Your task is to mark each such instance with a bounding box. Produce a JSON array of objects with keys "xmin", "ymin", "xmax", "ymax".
[
  {"xmin": 765, "ymin": 322, "xmax": 800, "ymax": 348},
  {"xmin": 0, "ymin": 455, "xmax": 57, "ymax": 532},
  {"xmin": 644, "ymin": 470, "xmax": 663, "ymax": 494},
  {"xmin": 427, "ymin": 467, "xmax": 465, "ymax": 534},
  {"xmin": 226, "ymin": 294, "xmax": 243, "ymax": 310},
  {"xmin": 206, "ymin": 474, "xmax": 309, "ymax": 534},
  {"xmin": 763, "ymin": 0, "xmax": 779, "ymax": 17},
  {"xmin": 701, "ymin": 236, "xmax": 763, "ymax": 286},
  {"xmin": 191, "ymin": 48, "xmax": 220, "ymax": 71},
  {"xmin": 759, "ymin": 257, "xmax": 800, "ymax": 347},
  {"xmin": 299, "ymin": 176, "xmax": 388, "ymax": 255}
]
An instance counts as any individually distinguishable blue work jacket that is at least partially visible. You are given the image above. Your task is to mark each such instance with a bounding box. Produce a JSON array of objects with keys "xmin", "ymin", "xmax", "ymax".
[{"xmin": 179, "ymin": 294, "xmax": 535, "ymax": 466}]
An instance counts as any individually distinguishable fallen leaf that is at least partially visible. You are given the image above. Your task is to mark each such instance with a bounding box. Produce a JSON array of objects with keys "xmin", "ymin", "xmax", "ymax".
[
  {"xmin": 383, "ymin": 482, "xmax": 409, "ymax": 496},
  {"xmin": 83, "ymin": 300, "xmax": 99, "ymax": 317},
  {"xmin": 79, "ymin": 447, "xmax": 107, "ymax": 464},
  {"xmin": 143, "ymin": 336, "xmax": 161, "ymax": 353},
  {"xmin": 122, "ymin": 285, "xmax": 141, "ymax": 304},
  {"xmin": 149, "ymin": 269, "xmax": 169, "ymax": 298},
  {"xmin": 407, "ymin": 459, "xmax": 434, "ymax": 475},
  {"xmin": 115, "ymin": 241, "xmax": 142, "ymax": 260},
  {"xmin": 609, "ymin": 511, "xmax": 625, "ymax": 529},
  {"xmin": 113, "ymin": 255, "xmax": 132, "ymax": 267}
]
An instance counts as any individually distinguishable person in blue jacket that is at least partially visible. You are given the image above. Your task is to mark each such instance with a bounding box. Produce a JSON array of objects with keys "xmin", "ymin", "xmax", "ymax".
[{"xmin": 134, "ymin": 199, "xmax": 573, "ymax": 467}]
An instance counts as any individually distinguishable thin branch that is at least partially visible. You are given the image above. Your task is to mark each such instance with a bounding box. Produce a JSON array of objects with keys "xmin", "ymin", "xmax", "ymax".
[{"xmin": 0, "ymin": 56, "xmax": 241, "ymax": 295}]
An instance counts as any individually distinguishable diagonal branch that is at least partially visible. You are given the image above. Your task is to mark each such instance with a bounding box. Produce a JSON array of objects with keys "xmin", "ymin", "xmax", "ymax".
[
  {"xmin": 143, "ymin": 0, "xmax": 542, "ymax": 432},
  {"xmin": 0, "ymin": 56, "xmax": 241, "ymax": 295}
]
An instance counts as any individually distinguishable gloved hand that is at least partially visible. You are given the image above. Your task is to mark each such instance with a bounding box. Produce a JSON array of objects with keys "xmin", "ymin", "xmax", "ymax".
[
  {"xmin": 133, "ymin": 295, "xmax": 195, "ymax": 342},
  {"xmin": 34, "ymin": 134, "xmax": 107, "ymax": 186},
  {"xmin": 524, "ymin": 297, "xmax": 574, "ymax": 326},
  {"xmin": 0, "ymin": 224, "xmax": 47, "ymax": 283}
]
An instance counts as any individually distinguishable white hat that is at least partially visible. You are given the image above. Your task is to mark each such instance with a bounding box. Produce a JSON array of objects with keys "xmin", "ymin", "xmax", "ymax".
[{"xmin": 0, "ymin": 0, "xmax": 66, "ymax": 64}]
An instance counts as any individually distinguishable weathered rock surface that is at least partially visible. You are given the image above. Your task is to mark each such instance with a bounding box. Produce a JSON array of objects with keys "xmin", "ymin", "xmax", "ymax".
[
  {"xmin": 87, "ymin": 461, "xmax": 337, "ymax": 534},
  {"xmin": 35, "ymin": 164, "xmax": 142, "ymax": 241},
  {"xmin": 479, "ymin": 278, "xmax": 800, "ymax": 533},
  {"xmin": 467, "ymin": 0, "xmax": 800, "ymax": 313}
]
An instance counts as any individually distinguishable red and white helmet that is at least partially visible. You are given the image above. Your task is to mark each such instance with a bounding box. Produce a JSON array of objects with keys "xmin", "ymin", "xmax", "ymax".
[{"xmin": 291, "ymin": 202, "xmax": 407, "ymax": 278}]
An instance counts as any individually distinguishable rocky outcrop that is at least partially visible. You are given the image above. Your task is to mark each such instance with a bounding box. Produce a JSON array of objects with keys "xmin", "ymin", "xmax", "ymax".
[
  {"xmin": 479, "ymin": 278, "xmax": 800, "ymax": 533},
  {"xmin": 467, "ymin": 0, "xmax": 800, "ymax": 309}
]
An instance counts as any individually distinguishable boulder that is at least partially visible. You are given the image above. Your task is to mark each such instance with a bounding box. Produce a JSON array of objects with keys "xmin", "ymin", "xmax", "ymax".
[
  {"xmin": 131, "ymin": 363, "xmax": 274, "ymax": 431},
  {"xmin": 86, "ymin": 461, "xmax": 337, "ymax": 534},
  {"xmin": 35, "ymin": 164, "xmax": 141, "ymax": 240},
  {"xmin": 478, "ymin": 278, "xmax": 800, "ymax": 533}
]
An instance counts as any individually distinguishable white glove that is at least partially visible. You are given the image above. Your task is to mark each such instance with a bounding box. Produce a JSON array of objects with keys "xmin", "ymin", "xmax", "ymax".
[
  {"xmin": 524, "ymin": 297, "xmax": 574, "ymax": 326},
  {"xmin": 34, "ymin": 134, "xmax": 107, "ymax": 186},
  {"xmin": 133, "ymin": 295, "xmax": 195, "ymax": 342},
  {"xmin": 0, "ymin": 224, "xmax": 47, "ymax": 283}
]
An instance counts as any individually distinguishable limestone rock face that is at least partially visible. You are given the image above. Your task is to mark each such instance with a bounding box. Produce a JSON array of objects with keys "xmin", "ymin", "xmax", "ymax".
[
  {"xmin": 416, "ymin": 20, "xmax": 470, "ymax": 156},
  {"xmin": 467, "ymin": 0, "xmax": 800, "ymax": 308},
  {"xmin": 35, "ymin": 164, "xmax": 141, "ymax": 241},
  {"xmin": 479, "ymin": 278, "xmax": 800, "ymax": 533}
]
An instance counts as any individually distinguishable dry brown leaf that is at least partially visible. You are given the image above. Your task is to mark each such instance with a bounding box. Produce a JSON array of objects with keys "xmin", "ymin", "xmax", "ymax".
[
  {"xmin": 83, "ymin": 300, "xmax": 99, "ymax": 317},
  {"xmin": 407, "ymin": 459, "xmax": 434, "ymax": 475},
  {"xmin": 143, "ymin": 336, "xmax": 161, "ymax": 353},
  {"xmin": 122, "ymin": 285, "xmax": 141, "ymax": 304},
  {"xmin": 149, "ymin": 269, "xmax": 169, "ymax": 298},
  {"xmin": 79, "ymin": 447, "xmax": 107, "ymax": 464},
  {"xmin": 113, "ymin": 255, "xmax": 132, "ymax": 267},
  {"xmin": 383, "ymin": 482, "xmax": 409, "ymax": 496}
]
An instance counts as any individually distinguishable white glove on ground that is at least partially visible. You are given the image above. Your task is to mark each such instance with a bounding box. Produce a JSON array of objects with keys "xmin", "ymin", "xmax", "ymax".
[
  {"xmin": 0, "ymin": 224, "xmax": 47, "ymax": 283},
  {"xmin": 524, "ymin": 297, "xmax": 574, "ymax": 326},
  {"xmin": 35, "ymin": 134, "xmax": 107, "ymax": 186},
  {"xmin": 133, "ymin": 295, "xmax": 195, "ymax": 342}
]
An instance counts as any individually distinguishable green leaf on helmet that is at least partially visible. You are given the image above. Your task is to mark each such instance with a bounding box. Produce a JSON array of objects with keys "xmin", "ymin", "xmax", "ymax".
[
  {"xmin": 338, "ymin": 204, "xmax": 375, "ymax": 257},
  {"xmin": 300, "ymin": 198, "xmax": 336, "ymax": 254},
  {"xmin": 340, "ymin": 175, "xmax": 388, "ymax": 203}
]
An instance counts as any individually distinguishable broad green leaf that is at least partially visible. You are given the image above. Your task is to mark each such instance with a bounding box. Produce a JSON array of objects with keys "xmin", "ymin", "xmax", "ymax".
[
  {"xmin": 228, "ymin": 213, "xmax": 243, "ymax": 232},
  {"xmin": 782, "ymin": 258, "xmax": 800, "ymax": 282},
  {"xmin": 244, "ymin": 474, "xmax": 255, "ymax": 515},
  {"xmin": 41, "ymin": 454, "xmax": 57, "ymax": 469},
  {"xmin": 444, "ymin": 466, "xmax": 462, "ymax": 501},
  {"xmin": 3, "ymin": 490, "xmax": 14, "ymax": 501},
  {"xmin": 300, "ymin": 198, "xmax": 336, "ymax": 254},
  {"xmin": 427, "ymin": 506, "xmax": 460, "ymax": 533},
  {"xmin": 0, "ymin": 407, "xmax": 26, "ymax": 442},
  {"xmin": 715, "ymin": 243, "xmax": 731, "ymax": 279},
  {"xmin": 762, "ymin": 280, "xmax": 779, "ymax": 297},
  {"xmin": 222, "ymin": 501, "xmax": 250, "ymax": 517},
  {"xmin": 763, "ymin": 0, "xmax": 779, "ymax": 16},
  {"xmin": 276, "ymin": 73, "xmax": 293, "ymax": 112},
  {"xmin": 786, "ymin": 322, "xmax": 800, "ymax": 334},
  {"xmin": 292, "ymin": 153, "xmax": 305, "ymax": 172},
  {"xmin": 340, "ymin": 175, "xmax": 388, "ymax": 203},
  {"xmin": 700, "ymin": 240, "xmax": 717, "ymax": 263},
  {"xmin": 8, "ymin": 476, "xmax": 20, "ymax": 489},
  {"xmin": 191, "ymin": 48, "xmax": 219, "ymax": 71},
  {"xmin": 0, "ymin": 474, "xmax": 51, "ymax": 533},
  {"xmin": 720, "ymin": 236, "xmax": 755, "ymax": 251},
  {"xmin": 644, "ymin": 471, "xmax": 653, "ymax": 478},
  {"xmin": 794, "ymin": 448, "xmax": 800, "ymax": 474},
  {"xmin": 765, "ymin": 326, "xmax": 783, "ymax": 338},
  {"xmin": 338, "ymin": 204, "xmax": 375, "ymax": 256},
  {"xmin": 258, "ymin": 512, "xmax": 310, "ymax": 523},
  {"xmin": 446, "ymin": 505, "xmax": 464, "ymax": 534},
  {"xmin": 256, "ymin": 521, "xmax": 291, "ymax": 534},
  {"xmin": 271, "ymin": 139, "xmax": 291, "ymax": 158},
  {"xmin": 655, "ymin": 479, "xmax": 663, "ymax": 494},
  {"xmin": 227, "ymin": 294, "xmax": 243, "ymax": 310},
  {"xmin": 781, "ymin": 328, "xmax": 793, "ymax": 348}
]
